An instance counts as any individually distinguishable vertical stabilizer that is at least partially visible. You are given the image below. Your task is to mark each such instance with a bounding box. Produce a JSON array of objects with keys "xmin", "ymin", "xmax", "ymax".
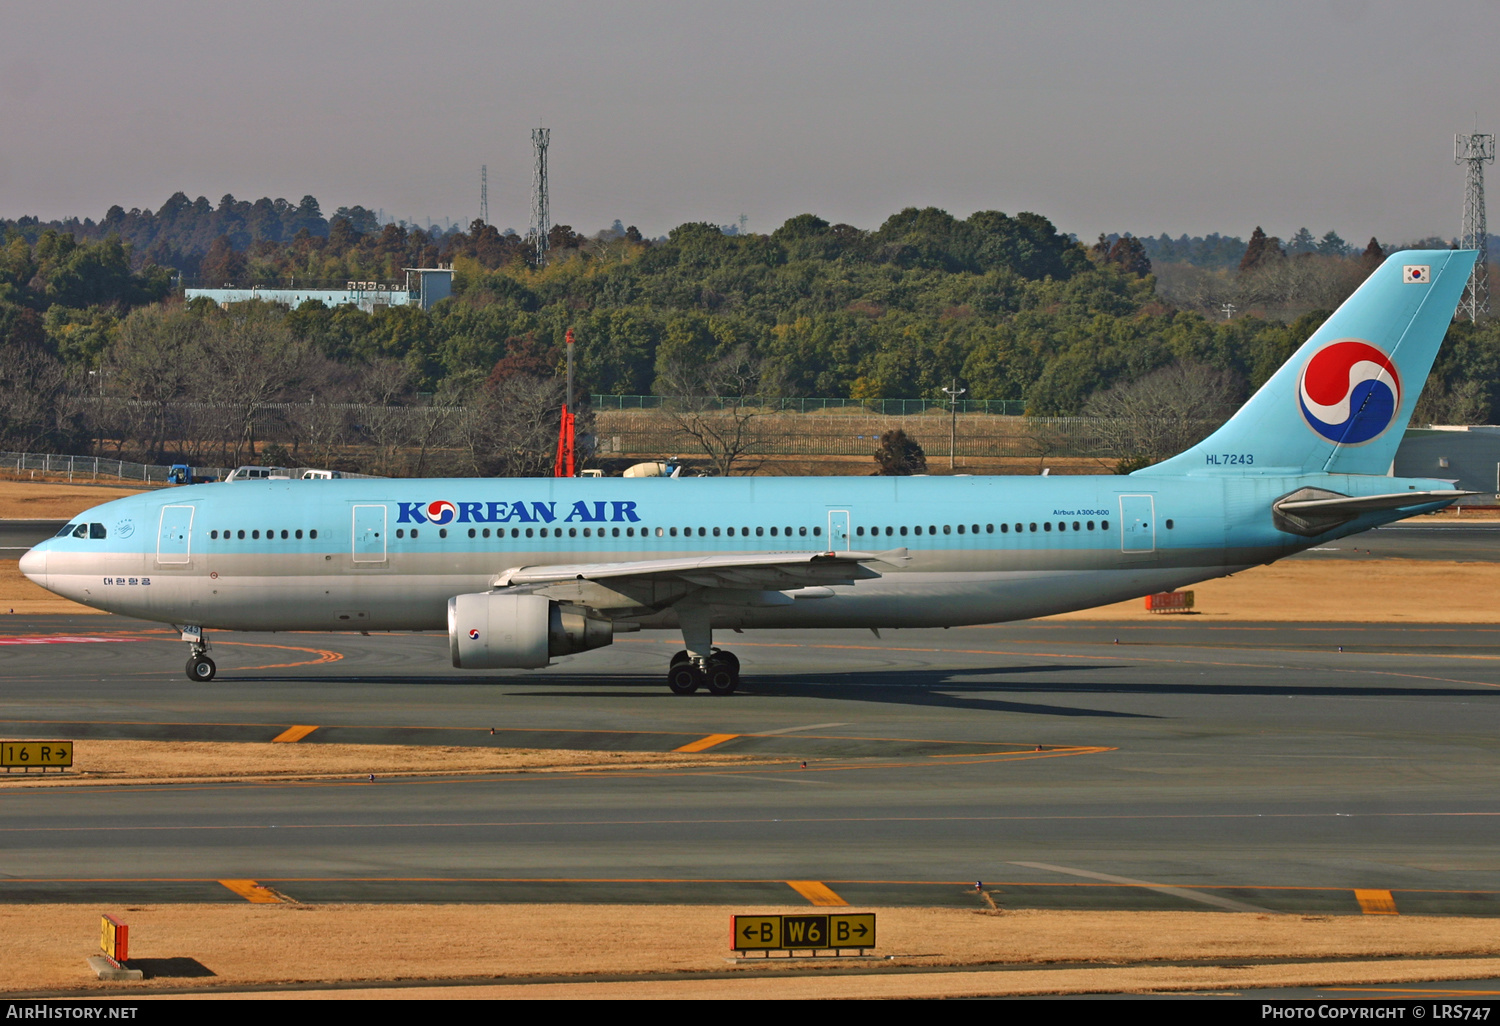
[{"xmin": 1138, "ymin": 249, "xmax": 1477, "ymax": 478}]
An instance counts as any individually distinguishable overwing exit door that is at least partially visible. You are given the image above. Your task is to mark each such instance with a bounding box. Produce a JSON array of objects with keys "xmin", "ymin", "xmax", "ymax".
[{"xmin": 827, "ymin": 510, "xmax": 851, "ymax": 551}]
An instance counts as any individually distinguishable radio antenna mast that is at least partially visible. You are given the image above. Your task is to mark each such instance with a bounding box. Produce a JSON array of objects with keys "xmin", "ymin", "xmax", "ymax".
[
  {"xmin": 479, "ymin": 164, "xmax": 489, "ymax": 226},
  {"xmin": 1455, "ymin": 132, "xmax": 1495, "ymax": 320},
  {"xmin": 530, "ymin": 126, "xmax": 551, "ymax": 266}
]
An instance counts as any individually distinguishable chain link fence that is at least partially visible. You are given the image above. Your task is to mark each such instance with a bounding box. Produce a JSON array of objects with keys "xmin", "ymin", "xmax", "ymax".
[
  {"xmin": 0, "ymin": 451, "xmax": 380, "ymax": 484},
  {"xmin": 589, "ymin": 395, "xmax": 1029, "ymax": 416},
  {"xmin": 0, "ymin": 451, "xmax": 226, "ymax": 484}
]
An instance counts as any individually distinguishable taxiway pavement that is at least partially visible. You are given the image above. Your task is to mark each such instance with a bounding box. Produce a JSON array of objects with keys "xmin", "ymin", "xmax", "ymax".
[{"xmin": 2, "ymin": 614, "xmax": 1498, "ymax": 916}]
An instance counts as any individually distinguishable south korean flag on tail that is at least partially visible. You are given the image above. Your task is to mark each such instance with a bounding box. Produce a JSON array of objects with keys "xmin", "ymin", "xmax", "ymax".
[{"xmin": 1403, "ymin": 264, "xmax": 1431, "ymax": 284}]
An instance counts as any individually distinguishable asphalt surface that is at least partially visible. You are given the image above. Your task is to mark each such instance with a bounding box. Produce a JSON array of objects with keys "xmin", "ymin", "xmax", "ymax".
[
  {"xmin": 0, "ymin": 520, "xmax": 64, "ymax": 555},
  {"xmin": 2, "ymin": 611, "xmax": 1499, "ymax": 915},
  {"xmin": 1287, "ymin": 521, "xmax": 1500, "ymax": 562}
]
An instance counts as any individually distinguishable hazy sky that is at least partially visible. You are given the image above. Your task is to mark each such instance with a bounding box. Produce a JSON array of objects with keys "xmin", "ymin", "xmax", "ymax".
[{"xmin": 3, "ymin": 1, "xmax": 1497, "ymax": 244}]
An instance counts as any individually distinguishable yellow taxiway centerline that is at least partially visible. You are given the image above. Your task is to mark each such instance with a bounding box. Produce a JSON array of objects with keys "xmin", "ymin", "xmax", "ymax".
[
  {"xmin": 673, "ymin": 733, "xmax": 740, "ymax": 753},
  {"xmin": 1355, "ymin": 888, "xmax": 1398, "ymax": 914},
  {"xmin": 786, "ymin": 880, "xmax": 849, "ymax": 906},
  {"xmin": 218, "ymin": 879, "xmax": 286, "ymax": 903}
]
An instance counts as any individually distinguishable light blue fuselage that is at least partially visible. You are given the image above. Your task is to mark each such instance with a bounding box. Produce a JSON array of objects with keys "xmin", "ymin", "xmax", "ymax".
[{"xmin": 19, "ymin": 471, "xmax": 1452, "ymax": 634}]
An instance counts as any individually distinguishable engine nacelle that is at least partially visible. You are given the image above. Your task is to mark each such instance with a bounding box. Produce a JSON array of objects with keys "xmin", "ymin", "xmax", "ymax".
[{"xmin": 448, "ymin": 592, "xmax": 613, "ymax": 669}]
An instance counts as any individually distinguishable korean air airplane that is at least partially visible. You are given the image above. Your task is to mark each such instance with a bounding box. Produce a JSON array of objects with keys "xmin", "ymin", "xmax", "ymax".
[{"xmin": 19, "ymin": 250, "xmax": 1478, "ymax": 694}]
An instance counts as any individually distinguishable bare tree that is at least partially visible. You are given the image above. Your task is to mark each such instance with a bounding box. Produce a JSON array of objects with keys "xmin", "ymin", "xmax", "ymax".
[
  {"xmin": 0, "ymin": 343, "xmax": 85, "ymax": 452},
  {"xmin": 1414, "ymin": 372, "xmax": 1490, "ymax": 426},
  {"xmin": 452, "ymin": 374, "xmax": 569, "ymax": 477},
  {"xmin": 657, "ymin": 346, "xmax": 775, "ymax": 476},
  {"xmin": 105, "ymin": 306, "xmax": 202, "ymax": 461},
  {"xmin": 1085, "ymin": 362, "xmax": 1241, "ymax": 473}
]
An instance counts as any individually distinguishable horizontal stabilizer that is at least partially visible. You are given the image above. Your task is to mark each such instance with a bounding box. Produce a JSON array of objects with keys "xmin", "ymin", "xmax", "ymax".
[
  {"xmin": 1274, "ymin": 490, "xmax": 1478, "ymax": 514},
  {"xmin": 1271, "ymin": 488, "xmax": 1475, "ymax": 536}
]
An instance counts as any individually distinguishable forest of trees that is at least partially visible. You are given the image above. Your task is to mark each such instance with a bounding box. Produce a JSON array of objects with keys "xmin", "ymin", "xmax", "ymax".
[{"xmin": 2, "ymin": 193, "xmax": 1498, "ymax": 472}]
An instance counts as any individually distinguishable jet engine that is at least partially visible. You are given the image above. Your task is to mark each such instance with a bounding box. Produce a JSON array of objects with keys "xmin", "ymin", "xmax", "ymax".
[{"xmin": 448, "ymin": 592, "xmax": 613, "ymax": 669}]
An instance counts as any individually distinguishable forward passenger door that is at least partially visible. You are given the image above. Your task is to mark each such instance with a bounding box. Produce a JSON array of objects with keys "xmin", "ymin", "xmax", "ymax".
[{"xmin": 156, "ymin": 505, "xmax": 195, "ymax": 568}]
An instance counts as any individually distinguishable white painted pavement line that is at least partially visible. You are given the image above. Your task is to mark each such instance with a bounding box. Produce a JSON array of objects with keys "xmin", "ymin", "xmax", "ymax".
[
  {"xmin": 1008, "ymin": 860, "xmax": 1278, "ymax": 914},
  {"xmin": 752, "ymin": 722, "xmax": 853, "ymax": 736}
]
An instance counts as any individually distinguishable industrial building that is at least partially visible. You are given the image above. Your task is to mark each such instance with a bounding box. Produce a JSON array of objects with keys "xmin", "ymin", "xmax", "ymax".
[
  {"xmin": 185, "ymin": 267, "xmax": 453, "ymax": 313},
  {"xmin": 1394, "ymin": 425, "xmax": 1500, "ymax": 501}
]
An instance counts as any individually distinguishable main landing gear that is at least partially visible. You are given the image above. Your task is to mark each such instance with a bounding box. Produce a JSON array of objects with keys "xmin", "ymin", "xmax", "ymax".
[
  {"xmin": 181, "ymin": 625, "xmax": 216, "ymax": 682},
  {"xmin": 667, "ymin": 648, "xmax": 740, "ymax": 695},
  {"xmin": 666, "ymin": 605, "xmax": 739, "ymax": 695}
]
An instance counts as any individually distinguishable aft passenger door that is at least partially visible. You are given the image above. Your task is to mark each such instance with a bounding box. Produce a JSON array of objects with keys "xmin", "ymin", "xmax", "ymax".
[
  {"xmin": 351, "ymin": 504, "xmax": 388, "ymax": 565},
  {"xmin": 1118, "ymin": 494, "xmax": 1156, "ymax": 554}
]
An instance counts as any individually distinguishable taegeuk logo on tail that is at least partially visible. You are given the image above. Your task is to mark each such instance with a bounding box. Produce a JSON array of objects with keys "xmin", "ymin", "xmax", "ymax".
[{"xmin": 1297, "ymin": 339, "xmax": 1402, "ymax": 445}]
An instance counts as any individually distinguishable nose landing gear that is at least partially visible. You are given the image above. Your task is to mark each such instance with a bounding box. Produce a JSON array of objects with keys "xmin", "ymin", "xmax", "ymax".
[{"xmin": 180, "ymin": 625, "xmax": 216, "ymax": 682}]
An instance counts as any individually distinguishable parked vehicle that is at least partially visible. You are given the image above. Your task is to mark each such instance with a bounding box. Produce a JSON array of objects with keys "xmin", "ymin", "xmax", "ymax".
[{"xmin": 225, "ymin": 466, "xmax": 292, "ymax": 482}]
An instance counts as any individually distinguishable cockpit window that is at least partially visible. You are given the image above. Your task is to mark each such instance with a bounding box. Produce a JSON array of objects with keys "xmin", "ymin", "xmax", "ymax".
[
  {"xmin": 56, "ymin": 524, "xmax": 79, "ymax": 538},
  {"xmin": 89, "ymin": 523, "xmax": 107, "ymax": 539},
  {"xmin": 72, "ymin": 524, "xmax": 88, "ymax": 538}
]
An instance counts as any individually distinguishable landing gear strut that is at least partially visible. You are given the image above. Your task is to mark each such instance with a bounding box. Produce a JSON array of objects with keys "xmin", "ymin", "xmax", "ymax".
[
  {"xmin": 665, "ymin": 609, "xmax": 739, "ymax": 695},
  {"xmin": 181, "ymin": 625, "xmax": 216, "ymax": 682}
]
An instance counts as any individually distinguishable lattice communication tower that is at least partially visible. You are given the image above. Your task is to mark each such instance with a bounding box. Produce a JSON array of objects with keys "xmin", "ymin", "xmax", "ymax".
[
  {"xmin": 479, "ymin": 164, "xmax": 489, "ymax": 226},
  {"xmin": 531, "ymin": 127, "xmax": 551, "ymax": 265},
  {"xmin": 1456, "ymin": 132, "xmax": 1495, "ymax": 320}
]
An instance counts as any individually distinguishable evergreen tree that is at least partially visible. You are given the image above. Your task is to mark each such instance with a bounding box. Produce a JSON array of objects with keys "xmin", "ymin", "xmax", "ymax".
[
  {"xmin": 873, "ymin": 428, "xmax": 927, "ymax": 475},
  {"xmin": 1287, "ymin": 227, "xmax": 1317, "ymax": 255},
  {"xmin": 1239, "ymin": 227, "xmax": 1285, "ymax": 273},
  {"xmin": 1317, "ymin": 231, "xmax": 1349, "ymax": 257}
]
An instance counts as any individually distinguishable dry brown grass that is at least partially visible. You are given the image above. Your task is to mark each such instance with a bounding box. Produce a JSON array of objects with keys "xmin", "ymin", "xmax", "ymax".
[
  {"xmin": 0, "ymin": 561, "xmax": 101, "ymax": 614},
  {"xmin": 1045, "ymin": 558, "xmax": 1500, "ymax": 622},
  {"xmin": 0, "ymin": 739, "xmax": 769, "ymax": 788},
  {"xmin": 0, "ymin": 480, "xmax": 147, "ymax": 519},
  {"xmin": 9, "ymin": 904, "xmax": 1500, "ymax": 997}
]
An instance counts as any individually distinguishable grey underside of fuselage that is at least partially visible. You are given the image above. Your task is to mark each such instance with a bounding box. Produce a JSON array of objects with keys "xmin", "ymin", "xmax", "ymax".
[{"xmin": 40, "ymin": 544, "xmax": 1280, "ymax": 632}]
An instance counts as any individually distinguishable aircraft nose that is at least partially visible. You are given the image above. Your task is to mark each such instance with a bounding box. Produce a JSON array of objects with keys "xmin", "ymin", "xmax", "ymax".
[{"xmin": 18, "ymin": 543, "xmax": 47, "ymax": 584}]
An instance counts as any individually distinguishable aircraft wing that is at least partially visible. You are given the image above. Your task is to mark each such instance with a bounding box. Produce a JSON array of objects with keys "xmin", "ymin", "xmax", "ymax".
[
  {"xmin": 492, "ymin": 549, "xmax": 908, "ymax": 591},
  {"xmin": 1274, "ymin": 490, "xmax": 1478, "ymax": 514}
]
